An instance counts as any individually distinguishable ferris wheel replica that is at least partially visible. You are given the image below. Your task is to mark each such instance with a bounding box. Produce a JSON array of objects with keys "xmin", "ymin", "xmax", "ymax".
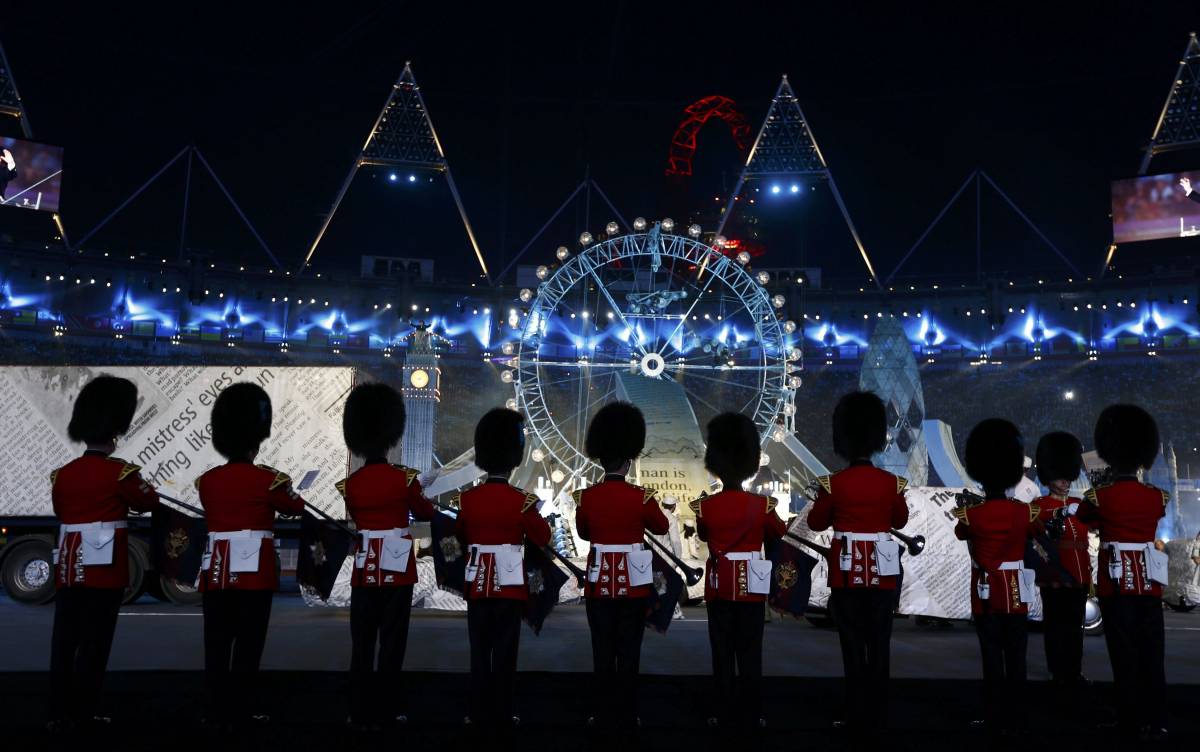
[{"xmin": 501, "ymin": 218, "xmax": 802, "ymax": 484}]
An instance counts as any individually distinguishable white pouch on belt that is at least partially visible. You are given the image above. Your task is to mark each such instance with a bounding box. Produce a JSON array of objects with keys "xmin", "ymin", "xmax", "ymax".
[
  {"xmin": 1146, "ymin": 546, "xmax": 1169, "ymax": 585},
  {"xmin": 380, "ymin": 536, "xmax": 413, "ymax": 573},
  {"xmin": 747, "ymin": 559, "xmax": 773, "ymax": 594},
  {"xmin": 1017, "ymin": 569, "xmax": 1037, "ymax": 603},
  {"xmin": 495, "ymin": 548, "xmax": 525, "ymax": 587},
  {"xmin": 80, "ymin": 528, "xmax": 116, "ymax": 566},
  {"xmin": 228, "ymin": 537, "xmax": 264, "ymax": 573},
  {"xmin": 627, "ymin": 549, "xmax": 654, "ymax": 587},
  {"xmin": 874, "ymin": 540, "xmax": 902, "ymax": 577}
]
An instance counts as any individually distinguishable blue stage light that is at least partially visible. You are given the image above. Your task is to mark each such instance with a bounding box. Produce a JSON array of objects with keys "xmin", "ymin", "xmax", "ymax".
[
  {"xmin": 770, "ymin": 185, "xmax": 781, "ymax": 195},
  {"xmin": 790, "ymin": 183, "xmax": 800, "ymax": 194},
  {"xmin": 408, "ymin": 174, "xmax": 417, "ymax": 183},
  {"xmin": 389, "ymin": 173, "xmax": 398, "ymax": 182}
]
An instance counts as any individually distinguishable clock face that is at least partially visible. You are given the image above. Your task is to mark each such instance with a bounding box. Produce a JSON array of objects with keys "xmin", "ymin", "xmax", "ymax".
[{"xmin": 409, "ymin": 369, "xmax": 430, "ymax": 389}]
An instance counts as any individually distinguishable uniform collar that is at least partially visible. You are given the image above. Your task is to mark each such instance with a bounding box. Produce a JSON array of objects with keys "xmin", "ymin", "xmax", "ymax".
[
  {"xmin": 1049, "ymin": 492, "xmax": 1069, "ymax": 501},
  {"xmin": 848, "ymin": 458, "xmax": 873, "ymax": 468},
  {"xmin": 1113, "ymin": 474, "xmax": 1139, "ymax": 483},
  {"xmin": 485, "ymin": 475, "xmax": 509, "ymax": 484},
  {"xmin": 603, "ymin": 473, "xmax": 627, "ymax": 483},
  {"xmin": 83, "ymin": 449, "xmax": 109, "ymax": 457},
  {"xmin": 364, "ymin": 457, "xmax": 388, "ymax": 465}
]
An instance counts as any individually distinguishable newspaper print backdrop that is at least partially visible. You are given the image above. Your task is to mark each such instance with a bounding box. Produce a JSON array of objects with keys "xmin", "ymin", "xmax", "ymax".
[
  {"xmin": 788, "ymin": 485, "xmax": 973, "ymax": 619},
  {"xmin": 0, "ymin": 366, "xmax": 355, "ymax": 517}
]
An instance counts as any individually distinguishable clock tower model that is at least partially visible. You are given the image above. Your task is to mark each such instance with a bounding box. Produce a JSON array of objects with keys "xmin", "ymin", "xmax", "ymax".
[{"xmin": 400, "ymin": 323, "xmax": 441, "ymax": 473}]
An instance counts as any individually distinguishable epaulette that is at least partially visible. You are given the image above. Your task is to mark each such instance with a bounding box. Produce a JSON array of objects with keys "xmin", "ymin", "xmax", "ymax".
[
  {"xmin": 1153, "ymin": 486, "xmax": 1170, "ymax": 507},
  {"xmin": 570, "ymin": 489, "xmax": 583, "ymax": 507},
  {"xmin": 896, "ymin": 476, "xmax": 909, "ymax": 494},
  {"xmin": 1083, "ymin": 488, "xmax": 1099, "ymax": 507},
  {"xmin": 522, "ymin": 493, "xmax": 539, "ymax": 513},
  {"xmin": 765, "ymin": 496, "xmax": 778, "ymax": 514},
  {"xmin": 193, "ymin": 474, "xmax": 203, "ymax": 490},
  {"xmin": 642, "ymin": 488, "xmax": 657, "ymax": 506},
  {"xmin": 688, "ymin": 498, "xmax": 702, "ymax": 518},
  {"xmin": 815, "ymin": 474, "xmax": 832, "ymax": 494},
  {"xmin": 450, "ymin": 493, "xmax": 462, "ymax": 511},
  {"xmin": 107, "ymin": 456, "xmax": 141, "ymax": 481},
  {"xmin": 392, "ymin": 464, "xmax": 419, "ymax": 487},
  {"xmin": 951, "ymin": 507, "xmax": 969, "ymax": 523},
  {"xmin": 334, "ymin": 478, "xmax": 348, "ymax": 499},
  {"xmin": 1028, "ymin": 503, "xmax": 1041, "ymax": 523},
  {"xmin": 49, "ymin": 468, "xmax": 59, "ymax": 487},
  {"xmin": 256, "ymin": 465, "xmax": 292, "ymax": 491}
]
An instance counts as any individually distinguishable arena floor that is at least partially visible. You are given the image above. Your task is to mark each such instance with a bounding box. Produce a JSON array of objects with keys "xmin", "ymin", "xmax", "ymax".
[{"xmin": 2, "ymin": 593, "xmax": 1198, "ymax": 749}]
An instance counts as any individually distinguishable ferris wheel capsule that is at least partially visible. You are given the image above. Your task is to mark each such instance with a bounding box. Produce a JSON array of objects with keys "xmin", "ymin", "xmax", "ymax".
[
  {"xmin": 605, "ymin": 221, "xmax": 619, "ymax": 236},
  {"xmin": 633, "ymin": 217, "xmax": 647, "ymax": 231}
]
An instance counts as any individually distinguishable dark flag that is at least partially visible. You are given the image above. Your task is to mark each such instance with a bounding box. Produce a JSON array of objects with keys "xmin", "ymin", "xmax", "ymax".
[
  {"xmin": 297, "ymin": 510, "xmax": 355, "ymax": 601},
  {"xmin": 644, "ymin": 549, "xmax": 685, "ymax": 633},
  {"xmin": 430, "ymin": 510, "xmax": 466, "ymax": 594},
  {"xmin": 1025, "ymin": 530, "xmax": 1080, "ymax": 588},
  {"xmin": 522, "ymin": 544, "xmax": 569, "ymax": 635},
  {"xmin": 765, "ymin": 536, "xmax": 820, "ymax": 619},
  {"xmin": 150, "ymin": 503, "xmax": 206, "ymax": 587}
]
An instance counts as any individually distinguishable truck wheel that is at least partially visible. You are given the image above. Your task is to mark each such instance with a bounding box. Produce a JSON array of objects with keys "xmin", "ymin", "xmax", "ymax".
[
  {"xmin": 1, "ymin": 538, "xmax": 57, "ymax": 604},
  {"xmin": 123, "ymin": 538, "xmax": 149, "ymax": 605},
  {"xmin": 158, "ymin": 573, "xmax": 202, "ymax": 606}
]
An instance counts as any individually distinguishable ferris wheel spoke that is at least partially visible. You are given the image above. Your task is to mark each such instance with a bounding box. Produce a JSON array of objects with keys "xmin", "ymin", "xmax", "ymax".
[
  {"xmin": 535, "ymin": 371, "xmax": 596, "ymax": 389},
  {"xmin": 587, "ymin": 268, "xmax": 646, "ymax": 357},
  {"xmin": 676, "ymin": 381, "xmax": 725, "ymax": 419},
  {"xmin": 658, "ymin": 268, "xmax": 721, "ymax": 357},
  {"xmin": 679, "ymin": 370, "xmax": 766, "ymax": 393}
]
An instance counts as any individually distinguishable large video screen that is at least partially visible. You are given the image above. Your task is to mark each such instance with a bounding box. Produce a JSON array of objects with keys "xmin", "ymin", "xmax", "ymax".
[
  {"xmin": 1111, "ymin": 170, "xmax": 1200, "ymax": 244},
  {"xmin": 0, "ymin": 137, "xmax": 64, "ymax": 213}
]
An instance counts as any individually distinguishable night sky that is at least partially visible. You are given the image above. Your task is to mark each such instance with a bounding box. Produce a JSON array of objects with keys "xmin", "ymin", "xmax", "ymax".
[{"xmin": 4, "ymin": 3, "xmax": 1200, "ymax": 283}]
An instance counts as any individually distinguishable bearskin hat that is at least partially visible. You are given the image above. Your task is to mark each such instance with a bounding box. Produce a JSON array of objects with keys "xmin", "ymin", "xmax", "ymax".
[
  {"xmin": 585, "ymin": 401, "xmax": 646, "ymax": 472},
  {"xmin": 67, "ymin": 375, "xmax": 138, "ymax": 444},
  {"xmin": 1094, "ymin": 404, "xmax": 1159, "ymax": 473},
  {"xmin": 832, "ymin": 390, "xmax": 888, "ymax": 461},
  {"xmin": 704, "ymin": 412, "xmax": 761, "ymax": 486},
  {"xmin": 211, "ymin": 382, "xmax": 272, "ymax": 460},
  {"xmin": 964, "ymin": 418, "xmax": 1025, "ymax": 492},
  {"xmin": 343, "ymin": 382, "xmax": 406, "ymax": 459},
  {"xmin": 474, "ymin": 408, "xmax": 526, "ymax": 475},
  {"xmin": 1035, "ymin": 431, "xmax": 1084, "ymax": 485}
]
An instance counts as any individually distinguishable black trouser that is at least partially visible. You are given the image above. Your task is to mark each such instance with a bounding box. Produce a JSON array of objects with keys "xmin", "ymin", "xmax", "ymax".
[
  {"xmin": 349, "ymin": 585, "xmax": 414, "ymax": 723},
  {"xmin": 828, "ymin": 588, "xmax": 895, "ymax": 728},
  {"xmin": 467, "ymin": 599, "xmax": 523, "ymax": 724},
  {"xmin": 974, "ymin": 612, "xmax": 1028, "ymax": 729},
  {"xmin": 706, "ymin": 600, "xmax": 765, "ymax": 726},
  {"xmin": 49, "ymin": 587, "xmax": 123, "ymax": 723},
  {"xmin": 1099, "ymin": 595, "xmax": 1166, "ymax": 730},
  {"xmin": 1040, "ymin": 587, "xmax": 1086, "ymax": 683},
  {"xmin": 202, "ymin": 590, "xmax": 274, "ymax": 721},
  {"xmin": 585, "ymin": 597, "xmax": 647, "ymax": 726}
]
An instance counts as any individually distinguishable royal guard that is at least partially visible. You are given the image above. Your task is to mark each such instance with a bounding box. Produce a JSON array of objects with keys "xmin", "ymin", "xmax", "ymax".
[
  {"xmin": 806, "ymin": 391, "xmax": 910, "ymax": 733},
  {"xmin": 574, "ymin": 401, "xmax": 670, "ymax": 733},
  {"xmin": 48, "ymin": 375, "xmax": 159, "ymax": 733},
  {"xmin": 690, "ymin": 412, "xmax": 787, "ymax": 733},
  {"xmin": 1031, "ymin": 432, "xmax": 1090, "ymax": 692},
  {"xmin": 1071, "ymin": 405, "xmax": 1169, "ymax": 741},
  {"xmin": 953, "ymin": 418, "xmax": 1040, "ymax": 733},
  {"xmin": 338, "ymin": 382, "xmax": 434, "ymax": 731},
  {"xmin": 194, "ymin": 383, "xmax": 305, "ymax": 729},
  {"xmin": 455, "ymin": 408, "xmax": 551, "ymax": 731}
]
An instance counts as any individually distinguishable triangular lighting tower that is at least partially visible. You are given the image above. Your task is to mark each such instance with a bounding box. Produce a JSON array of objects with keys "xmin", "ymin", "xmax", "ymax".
[
  {"xmin": 0, "ymin": 41, "xmax": 32, "ymax": 138},
  {"xmin": 1139, "ymin": 32, "xmax": 1200, "ymax": 174},
  {"xmin": 715, "ymin": 75, "xmax": 880, "ymax": 288},
  {"xmin": 301, "ymin": 62, "xmax": 489, "ymax": 281}
]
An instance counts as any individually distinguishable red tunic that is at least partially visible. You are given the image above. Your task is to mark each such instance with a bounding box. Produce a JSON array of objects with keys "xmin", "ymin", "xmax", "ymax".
[
  {"xmin": 195, "ymin": 462, "xmax": 305, "ymax": 591},
  {"xmin": 338, "ymin": 461, "xmax": 435, "ymax": 588},
  {"xmin": 52, "ymin": 452, "xmax": 159, "ymax": 590},
  {"xmin": 1074, "ymin": 479, "xmax": 1167, "ymax": 598},
  {"xmin": 954, "ymin": 498, "xmax": 1040, "ymax": 615},
  {"xmin": 455, "ymin": 479, "xmax": 552, "ymax": 601},
  {"xmin": 1034, "ymin": 495, "xmax": 1092, "ymax": 588},
  {"xmin": 691, "ymin": 490, "xmax": 788, "ymax": 603},
  {"xmin": 574, "ymin": 475, "xmax": 671, "ymax": 600},
  {"xmin": 806, "ymin": 464, "xmax": 910, "ymax": 590}
]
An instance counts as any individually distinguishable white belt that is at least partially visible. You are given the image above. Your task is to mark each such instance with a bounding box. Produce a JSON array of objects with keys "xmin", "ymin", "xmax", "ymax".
[
  {"xmin": 723, "ymin": 551, "xmax": 764, "ymax": 561},
  {"xmin": 838, "ymin": 531, "xmax": 891, "ymax": 542},
  {"xmin": 60, "ymin": 521, "xmax": 128, "ymax": 533},
  {"xmin": 469, "ymin": 544, "xmax": 523, "ymax": 555},
  {"xmin": 1109, "ymin": 541, "xmax": 1154, "ymax": 551},
  {"xmin": 998, "ymin": 560, "xmax": 1025, "ymax": 571},
  {"xmin": 360, "ymin": 527, "xmax": 410, "ymax": 540},
  {"xmin": 592, "ymin": 543, "xmax": 644, "ymax": 553},
  {"xmin": 208, "ymin": 530, "xmax": 273, "ymax": 542}
]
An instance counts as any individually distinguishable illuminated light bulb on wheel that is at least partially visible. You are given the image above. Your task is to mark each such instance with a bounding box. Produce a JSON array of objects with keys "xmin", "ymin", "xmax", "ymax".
[
  {"xmin": 501, "ymin": 342, "xmax": 514, "ymax": 355},
  {"xmin": 736, "ymin": 251, "xmax": 751, "ymax": 265},
  {"xmin": 788, "ymin": 375, "xmax": 802, "ymax": 389},
  {"xmin": 578, "ymin": 232, "xmax": 593, "ymax": 246},
  {"xmin": 760, "ymin": 451, "xmax": 770, "ymax": 467},
  {"xmin": 501, "ymin": 370, "xmax": 514, "ymax": 383},
  {"xmin": 756, "ymin": 270, "xmax": 770, "ymax": 285},
  {"xmin": 531, "ymin": 448, "xmax": 545, "ymax": 463},
  {"xmin": 633, "ymin": 217, "xmax": 647, "ymax": 231},
  {"xmin": 661, "ymin": 218, "xmax": 675, "ymax": 233},
  {"xmin": 783, "ymin": 403, "xmax": 795, "ymax": 416},
  {"xmin": 557, "ymin": 245, "xmax": 571, "ymax": 260},
  {"xmin": 772, "ymin": 294, "xmax": 786, "ymax": 309},
  {"xmin": 605, "ymin": 221, "xmax": 619, "ymax": 235},
  {"xmin": 550, "ymin": 469, "xmax": 565, "ymax": 484},
  {"xmin": 519, "ymin": 288, "xmax": 533, "ymax": 303},
  {"xmin": 535, "ymin": 265, "xmax": 549, "ymax": 280},
  {"xmin": 714, "ymin": 235, "xmax": 727, "ymax": 248},
  {"xmin": 505, "ymin": 398, "xmax": 517, "ymax": 410},
  {"xmin": 688, "ymin": 224, "xmax": 702, "ymax": 238},
  {"xmin": 772, "ymin": 426, "xmax": 787, "ymax": 443},
  {"xmin": 783, "ymin": 320, "xmax": 797, "ymax": 334}
]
